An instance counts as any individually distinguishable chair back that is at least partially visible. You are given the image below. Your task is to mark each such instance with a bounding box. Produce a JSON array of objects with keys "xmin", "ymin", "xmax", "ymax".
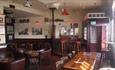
[
  {"xmin": 68, "ymin": 53, "xmax": 72, "ymax": 58},
  {"xmin": 56, "ymin": 60, "xmax": 64, "ymax": 70}
]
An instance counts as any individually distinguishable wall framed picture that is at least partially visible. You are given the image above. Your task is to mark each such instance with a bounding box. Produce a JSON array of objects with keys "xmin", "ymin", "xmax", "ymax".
[
  {"xmin": 0, "ymin": 15, "xmax": 5, "ymax": 25},
  {"xmin": 6, "ymin": 25, "xmax": 14, "ymax": 34},
  {"xmin": 0, "ymin": 26, "xmax": 5, "ymax": 34},
  {"xmin": 18, "ymin": 28, "xmax": 29, "ymax": 35},
  {"xmin": 32, "ymin": 27, "xmax": 42, "ymax": 35}
]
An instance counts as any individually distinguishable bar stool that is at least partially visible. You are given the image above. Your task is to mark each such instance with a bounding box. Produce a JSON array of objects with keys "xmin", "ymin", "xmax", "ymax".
[
  {"xmin": 27, "ymin": 43, "xmax": 33, "ymax": 50},
  {"xmin": 60, "ymin": 40, "xmax": 66, "ymax": 56},
  {"xmin": 27, "ymin": 51, "xmax": 39, "ymax": 70},
  {"xmin": 75, "ymin": 40, "xmax": 81, "ymax": 52},
  {"xmin": 60, "ymin": 56, "xmax": 68, "ymax": 62}
]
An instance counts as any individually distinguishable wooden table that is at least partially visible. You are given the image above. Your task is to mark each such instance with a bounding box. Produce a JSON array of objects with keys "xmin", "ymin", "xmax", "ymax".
[{"xmin": 63, "ymin": 52, "xmax": 101, "ymax": 70}]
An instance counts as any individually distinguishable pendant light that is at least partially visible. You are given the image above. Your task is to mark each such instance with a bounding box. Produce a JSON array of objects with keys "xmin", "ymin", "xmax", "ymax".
[
  {"xmin": 61, "ymin": 8, "xmax": 69, "ymax": 15},
  {"xmin": 24, "ymin": 0, "xmax": 32, "ymax": 7},
  {"xmin": 61, "ymin": 3, "xmax": 69, "ymax": 16}
]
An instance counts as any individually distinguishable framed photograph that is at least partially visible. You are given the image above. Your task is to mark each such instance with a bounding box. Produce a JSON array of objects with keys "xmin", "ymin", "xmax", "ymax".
[
  {"xmin": 6, "ymin": 25, "xmax": 14, "ymax": 34},
  {"xmin": 19, "ymin": 18, "xmax": 29, "ymax": 23},
  {"xmin": 0, "ymin": 35, "xmax": 5, "ymax": 44},
  {"xmin": 0, "ymin": 26, "xmax": 5, "ymax": 34},
  {"xmin": 18, "ymin": 28, "xmax": 29, "ymax": 35},
  {"xmin": 32, "ymin": 27, "xmax": 42, "ymax": 35},
  {"xmin": 15, "ymin": 23, "xmax": 29, "ymax": 36},
  {"xmin": 0, "ymin": 15, "xmax": 5, "ymax": 24}
]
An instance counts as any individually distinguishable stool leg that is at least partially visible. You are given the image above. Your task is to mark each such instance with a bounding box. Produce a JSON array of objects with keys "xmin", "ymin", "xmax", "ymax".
[{"xmin": 35, "ymin": 62, "xmax": 39, "ymax": 70}]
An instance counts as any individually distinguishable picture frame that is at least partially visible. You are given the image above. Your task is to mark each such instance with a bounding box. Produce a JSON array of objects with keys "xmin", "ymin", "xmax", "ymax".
[
  {"xmin": 18, "ymin": 28, "xmax": 29, "ymax": 35},
  {"xmin": 6, "ymin": 25, "xmax": 14, "ymax": 34},
  {"xmin": 32, "ymin": 27, "xmax": 42, "ymax": 35},
  {"xmin": 0, "ymin": 26, "xmax": 5, "ymax": 34},
  {"xmin": 0, "ymin": 15, "xmax": 5, "ymax": 24}
]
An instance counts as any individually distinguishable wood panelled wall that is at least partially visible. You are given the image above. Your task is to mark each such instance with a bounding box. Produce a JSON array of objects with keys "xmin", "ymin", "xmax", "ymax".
[{"xmin": 13, "ymin": 39, "xmax": 52, "ymax": 50}]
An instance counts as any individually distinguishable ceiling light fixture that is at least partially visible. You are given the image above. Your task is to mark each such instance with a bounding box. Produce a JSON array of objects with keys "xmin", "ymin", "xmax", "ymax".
[
  {"xmin": 61, "ymin": 8, "xmax": 69, "ymax": 15},
  {"xmin": 24, "ymin": 0, "xmax": 32, "ymax": 7},
  {"xmin": 52, "ymin": 2, "xmax": 62, "ymax": 9},
  {"xmin": 61, "ymin": 3, "xmax": 69, "ymax": 16}
]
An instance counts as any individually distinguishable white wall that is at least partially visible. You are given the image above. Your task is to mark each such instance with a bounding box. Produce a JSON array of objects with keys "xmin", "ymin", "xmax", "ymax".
[{"xmin": 15, "ymin": 16, "xmax": 47, "ymax": 39}]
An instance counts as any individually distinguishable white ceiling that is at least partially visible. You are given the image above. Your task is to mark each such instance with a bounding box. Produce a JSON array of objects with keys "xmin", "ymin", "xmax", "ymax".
[
  {"xmin": 2, "ymin": 0, "xmax": 113, "ymax": 17},
  {"xmin": 4, "ymin": 7, "xmax": 40, "ymax": 18},
  {"xmin": 38, "ymin": 0, "xmax": 113, "ymax": 9},
  {"xmin": 65, "ymin": 0, "xmax": 111, "ymax": 9},
  {"xmin": 3, "ymin": 0, "xmax": 113, "ymax": 9}
]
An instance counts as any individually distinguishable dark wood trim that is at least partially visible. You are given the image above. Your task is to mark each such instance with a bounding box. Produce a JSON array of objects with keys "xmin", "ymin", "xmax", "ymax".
[{"xmin": 83, "ymin": 17, "xmax": 109, "ymax": 52}]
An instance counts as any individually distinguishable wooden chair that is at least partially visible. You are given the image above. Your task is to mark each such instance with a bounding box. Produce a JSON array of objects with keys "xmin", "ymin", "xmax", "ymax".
[
  {"xmin": 27, "ymin": 51, "xmax": 39, "ymax": 70},
  {"xmin": 75, "ymin": 40, "xmax": 81, "ymax": 52},
  {"xmin": 60, "ymin": 56, "xmax": 68, "ymax": 63},
  {"xmin": 56, "ymin": 60, "xmax": 64, "ymax": 70},
  {"xmin": 60, "ymin": 40, "xmax": 66, "ymax": 56}
]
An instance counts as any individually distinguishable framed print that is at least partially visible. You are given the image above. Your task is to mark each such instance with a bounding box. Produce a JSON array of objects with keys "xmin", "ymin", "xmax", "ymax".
[
  {"xmin": 18, "ymin": 28, "xmax": 29, "ymax": 35},
  {"xmin": 32, "ymin": 27, "xmax": 42, "ymax": 35},
  {"xmin": 6, "ymin": 25, "xmax": 14, "ymax": 34},
  {"xmin": 15, "ymin": 23, "xmax": 29, "ymax": 35},
  {"xmin": 0, "ymin": 26, "xmax": 5, "ymax": 34},
  {"xmin": 0, "ymin": 15, "xmax": 5, "ymax": 24},
  {"xmin": 0, "ymin": 35, "xmax": 5, "ymax": 44}
]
